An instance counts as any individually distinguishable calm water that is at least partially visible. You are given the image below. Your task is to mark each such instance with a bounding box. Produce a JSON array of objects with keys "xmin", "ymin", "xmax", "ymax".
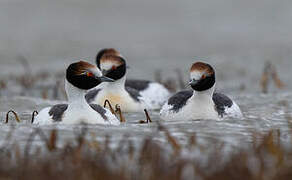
[{"xmin": 0, "ymin": 0, "xmax": 292, "ymax": 150}]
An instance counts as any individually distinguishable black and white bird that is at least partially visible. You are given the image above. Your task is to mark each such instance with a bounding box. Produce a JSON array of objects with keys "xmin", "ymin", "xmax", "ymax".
[
  {"xmin": 160, "ymin": 62, "xmax": 242, "ymax": 120},
  {"xmin": 34, "ymin": 61, "xmax": 120, "ymax": 125},
  {"xmin": 85, "ymin": 48, "xmax": 170, "ymax": 112}
]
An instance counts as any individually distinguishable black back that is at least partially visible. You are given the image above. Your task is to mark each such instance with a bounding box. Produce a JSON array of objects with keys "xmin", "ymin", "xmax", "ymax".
[
  {"xmin": 66, "ymin": 62, "xmax": 102, "ymax": 90},
  {"xmin": 89, "ymin": 104, "xmax": 108, "ymax": 120},
  {"xmin": 48, "ymin": 103, "xmax": 109, "ymax": 122},
  {"xmin": 85, "ymin": 89, "xmax": 101, "ymax": 103},
  {"xmin": 125, "ymin": 86, "xmax": 141, "ymax": 102},
  {"xmin": 168, "ymin": 90, "xmax": 233, "ymax": 117},
  {"xmin": 49, "ymin": 104, "xmax": 68, "ymax": 122},
  {"xmin": 212, "ymin": 92, "xmax": 233, "ymax": 117},
  {"xmin": 125, "ymin": 79, "xmax": 150, "ymax": 91},
  {"xmin": 168, "ymin": 90, "xmax": 193, "ymax": 112}
]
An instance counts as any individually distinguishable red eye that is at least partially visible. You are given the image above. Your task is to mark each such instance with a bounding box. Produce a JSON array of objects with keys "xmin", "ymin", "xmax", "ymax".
[
  {"xmin": 202, "ymin": 74, "xmax": 206, "ymax": 79},
  {"xmin": 86, "ymin": 72, "xmax": 94, "ymax": 77},
  {"xmin": 111, "ymin": 66, "xmax": 117, "ymax": 70}
]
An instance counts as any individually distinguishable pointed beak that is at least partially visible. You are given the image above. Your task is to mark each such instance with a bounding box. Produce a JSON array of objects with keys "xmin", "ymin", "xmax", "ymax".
[
  {"xmin": 98, "ymin": 75, "xmax": 114, "ymax": 82},
  {"xmin": 189, "ymin": 79, "xmax": 199, "ymax": 87}
]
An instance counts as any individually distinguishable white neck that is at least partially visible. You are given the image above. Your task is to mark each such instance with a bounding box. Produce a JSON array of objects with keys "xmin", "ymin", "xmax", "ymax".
[
  {"xmin": 103, "ymin": 75, "xmax": 126, "ymax": 92},
  {"xmin": 63, "ymin": 80, "xmax": 109, "ymax": 124},
  {"xmin": 65, "ymin": 80, "xmax": 89, "ymax": 107},
  {"xmin": 180, "ymin": 84, "xmax": 218, "ymax": 120},
  {"xmin": 191, "ymin": 84, "xmax": 215, "ymax": 101}
]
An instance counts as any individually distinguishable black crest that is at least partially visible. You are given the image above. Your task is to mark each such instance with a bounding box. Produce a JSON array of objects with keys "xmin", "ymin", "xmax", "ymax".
[
  {"xmin": 103, "ymin": 57, "xmax": 126, "ymax": 80},
  {"xmin": 66, "ymin": 62, "xmax": 102, "ymax": 90},
  {"xmin": 190, "ymin": 73, "xmax": 215, "ymax": 91}
]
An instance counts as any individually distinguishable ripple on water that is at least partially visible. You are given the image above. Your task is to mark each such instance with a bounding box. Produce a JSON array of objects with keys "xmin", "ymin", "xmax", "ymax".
[{"xmin": 1, "ymin": 92, "xmax": 292, "ymax": 149}]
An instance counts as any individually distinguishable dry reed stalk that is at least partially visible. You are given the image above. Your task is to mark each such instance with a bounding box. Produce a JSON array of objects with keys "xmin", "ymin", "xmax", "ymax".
[
  {"xmin": 47, "ymin": 129, "xmax": 57, "ymax": 151},
  {"xmin": 31, "ymin": 111, "xmax": 38, "ymax": 124},
  {"xmin": 103, "ymin": 99, "xmax": 115, "ymax": 115},
  {"xmin": 260, "ymin": 61, "xmax": 285, "ymax": 93},
  {"xmin": 115, "ymin": 104, "xmax": 126, "ymax": 123},
  {"xmin": 158, "ymin": 123, "xmax": 181, "ymax": 154},
  {"xmin": 5, "ymin": 110, "xmax": 21, "ymax": 123},
  {"xmin": 271, "ymin": 65, "xmax": 285, "ymax": 89},
  {"xmin": 0, "ymin": 127, "xmax": 291, "ymax": 179},
  {"xmin": 260, "ymin": 62, "xmax": 272, "ymax": 93},
  {"xmin": 139, "ymin": 109, "xmax": 152, "ymax": 124}
]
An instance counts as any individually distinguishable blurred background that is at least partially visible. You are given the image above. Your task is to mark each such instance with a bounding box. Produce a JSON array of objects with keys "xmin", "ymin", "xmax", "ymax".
[
  {"xmin": 0, "ymin": 0, "xmax": 292, "ymax": 94},
  {"xmin": 1, "ymin": 3, "xmax": 292, "ymax": 178}
]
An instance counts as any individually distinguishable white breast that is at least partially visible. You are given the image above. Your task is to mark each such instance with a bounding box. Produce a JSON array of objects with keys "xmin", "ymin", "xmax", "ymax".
[
  {"xmin": 160, "ymin": 93, "xmax": 219, "ymax": 121},
  {"xmin": 34, "ymin": 107, "xmax": 53, "ymax": 125},
  {"xmin": 61, "ymin": 105, "xmax": 104, "ymax": 124},
  {"xmin": 34, "ymin": 105, "xmax": 120, "ymax": 125}
]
